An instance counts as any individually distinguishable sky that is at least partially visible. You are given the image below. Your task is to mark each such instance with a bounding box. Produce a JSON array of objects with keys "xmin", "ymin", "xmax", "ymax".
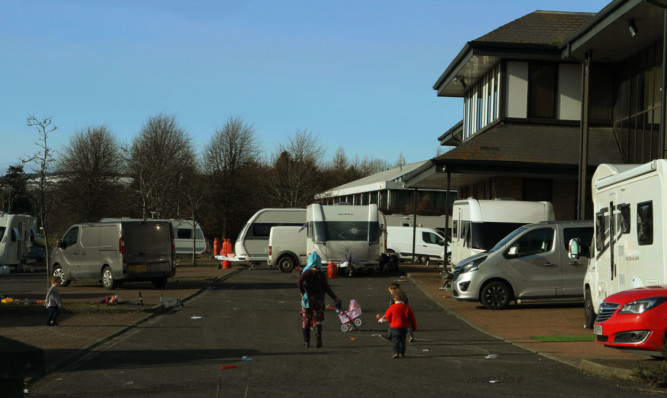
[{"xmin": 0, "ymin": 0, "xmax": 611, "ymax": 174}]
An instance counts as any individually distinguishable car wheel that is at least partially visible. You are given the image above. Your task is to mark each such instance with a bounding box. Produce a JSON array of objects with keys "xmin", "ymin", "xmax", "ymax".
[
  {"xmin": 52, "ymin": 265, "xmax": 70, "ymax": 287},
  {"xmin": 446, "ymin": 252, "xmax": 452, "ymax": 265},
  {"xmin": 584, "ymin": 288, "xmax": 596, "ymax": 329},
  {"xmin": 480, "ymin": 281, "xmax": 512, "ymax": 310},
  {"xmin": 278, "ymin": 256, "xmax": 296, "ymax": 273},
  {"xmin": 101, "ymin": 266, "xmax": 116, "ymax": 290},
  {"xmin": 152, "ymin": 277, "xmax": 167, "ymax": 289}
]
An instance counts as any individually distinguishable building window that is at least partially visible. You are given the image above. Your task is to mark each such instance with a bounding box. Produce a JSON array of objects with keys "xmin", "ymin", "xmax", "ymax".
[{"xmin": 529, "ymin": 63, "xmax": 557, "ymax": 118}]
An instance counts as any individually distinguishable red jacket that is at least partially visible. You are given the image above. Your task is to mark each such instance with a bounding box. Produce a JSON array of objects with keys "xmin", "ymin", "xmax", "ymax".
[{"xmin": 384, "ymin": 302, "xmax": 417, "ymax": 331}]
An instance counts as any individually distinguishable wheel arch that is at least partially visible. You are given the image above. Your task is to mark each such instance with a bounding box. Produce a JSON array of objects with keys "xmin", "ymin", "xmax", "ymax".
[{"xmin": 478, "ymin": 277, "xmax": 515, "ymax": 302}]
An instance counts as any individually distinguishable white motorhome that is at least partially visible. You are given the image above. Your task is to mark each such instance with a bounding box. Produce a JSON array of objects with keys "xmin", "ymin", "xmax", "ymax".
[
  {"xmin": 386, "ymin": 226, "xmax": 450, "ymax": 265},
  {"xmin": 569, "ymin": 160, "xmax": 667, "ymax": 328},
  {"xmin": 234, "ymin": 208, "xmax": 306, "ymax": 264},
  {"xmin": 100, "ymin": 218, "xmax": 207, "ymax": 255},
  {"xmin": 0, "ymin": 213, "xmax": 37, "ymax": 271},
  {"xmin": 306, "ymin": 203, "xmax": 386, "ymax": 276},
  {"xmin": 267, "ymin": 225, "xmax": 307, "ymax": 273},
  {"xmin": 450, "ymin": 199, "xmax": 555, "ymax": 266}
]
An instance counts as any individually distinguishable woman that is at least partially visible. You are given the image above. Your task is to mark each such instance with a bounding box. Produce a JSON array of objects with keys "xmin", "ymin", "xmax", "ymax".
[{"xmin": 297, "ymin": 252, "xmax": 341, "ymax": 348}]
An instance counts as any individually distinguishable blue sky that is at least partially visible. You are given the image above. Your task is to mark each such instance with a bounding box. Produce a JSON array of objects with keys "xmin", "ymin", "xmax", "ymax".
[{"xmin": 1, "ymin": 0, "xmax": 610, "ymax": 173}]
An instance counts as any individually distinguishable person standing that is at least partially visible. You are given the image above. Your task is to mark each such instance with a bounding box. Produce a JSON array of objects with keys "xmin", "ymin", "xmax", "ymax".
[
  {"xmin": 45, "ymin": 276, "xmax": 63, "ymax": 326},
  {"xmin": 377, "ymin": 290, "xmax": 417, "ymax": 358},
  {"xmin": 297, "ymin": 252, "xmax": 341, "ymax": 348}
]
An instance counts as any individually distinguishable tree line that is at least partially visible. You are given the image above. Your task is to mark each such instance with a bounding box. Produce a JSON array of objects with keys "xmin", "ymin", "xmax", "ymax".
[{"xmin": 1, "ymin": 113, "xmax": 404, "ymax": 256}]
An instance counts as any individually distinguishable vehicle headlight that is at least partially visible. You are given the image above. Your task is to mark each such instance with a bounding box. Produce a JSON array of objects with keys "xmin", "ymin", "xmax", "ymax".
[
  {"xmin": 461, "ymin": 256, "xmax": 487, "ymax": 273},
  {"xmin": 619, "ymin": 297, "xmax": 667, "ymax": 314}
]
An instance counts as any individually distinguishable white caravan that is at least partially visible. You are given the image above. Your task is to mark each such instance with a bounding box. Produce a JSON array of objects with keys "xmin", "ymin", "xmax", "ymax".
[
  {"xmin": 450, "ymin": 199, "xmax": 555, "ymax": 266},
  {"xmin": 306, "ymin": 203, "xmax": 386, "ymax": 276},
  {"xmin": 0, "ymin": 213, "xmax": 37, "ymax": 271},
  {"xmin": 100, "ymin": 218, "xmax": 207, "ymax": 255},
  {"xmin": 386, "ymin": 226, "xmax": 450, "ymax": 265},
  {"xmin": 569, "ymin": 160, "xmax": 667, "ymax": 328},
  {"xmin": 233, "ymin": 208, "xmax": 306, "ymax": 264}
]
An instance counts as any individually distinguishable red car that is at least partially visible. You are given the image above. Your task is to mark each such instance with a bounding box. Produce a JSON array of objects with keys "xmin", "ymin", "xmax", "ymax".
[{"xmin": 594, "ymin": 285, "xmax": 667, "ymax": 358}]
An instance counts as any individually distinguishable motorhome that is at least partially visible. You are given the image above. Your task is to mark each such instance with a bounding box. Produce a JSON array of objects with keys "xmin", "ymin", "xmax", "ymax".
[
  {"xmin": 386, "ymin": 226, "xmax": 450, "ymax": 265},
  {"xmin": 100, "ymin": 218, "xmax": 207, "ymax": 255},
  {"xmin": 267, "ymin": 225, "xmax": 307, "ymax": 273},
  {"xmin": 569, "ymin": 160, "xmax": 667, "ymax": 328},
  {"xmin": 0, "ymin": 213, "xmax": 37, "ymax": 271},
  {"xmin": 51, "ymin": 220, "xmax": 175, "ymax": 290},
  {"xmin": 450, "ymin": 199, "xmax": 555, "ymax": 266},
  {"xmin": 234, "ymin": 208, "xmax": 306, "ymax": 264},
  {"xmin": 306, "ymin": 203, "xmax": 386, "ymax": 276}
]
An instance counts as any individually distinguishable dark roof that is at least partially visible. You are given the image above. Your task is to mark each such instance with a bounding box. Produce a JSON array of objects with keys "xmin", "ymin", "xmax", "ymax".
[
  {"xmin": 435, "ymin": 123, "xmax": 623, "ymax": 166},
  {"xmin": 476, "ymin": 11, "xmax": 595, "ymax": 46}
]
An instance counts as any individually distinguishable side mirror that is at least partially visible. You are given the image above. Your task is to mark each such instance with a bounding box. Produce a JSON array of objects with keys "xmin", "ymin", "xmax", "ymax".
[
  {"xmin": 568, "ymin": 238, "xmax": 580, "ymax": 260},
  {"xmin": 506, "ymin": 245, "xmax": 519, "ymax": 258},
  {"xmin": 57, "ymin": 239, "xmax": 66, "ymax": 249}
]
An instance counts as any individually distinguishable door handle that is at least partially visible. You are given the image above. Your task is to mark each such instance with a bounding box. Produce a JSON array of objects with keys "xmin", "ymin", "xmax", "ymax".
[{"xmin": 543, "ymin": 262, "xmax": 554, "ymax": 267}]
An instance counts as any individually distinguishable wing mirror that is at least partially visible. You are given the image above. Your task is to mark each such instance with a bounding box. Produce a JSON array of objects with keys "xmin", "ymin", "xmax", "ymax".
[{"xmin": 568, "ymin": 238, "xmax": 580, "ymax": 260}]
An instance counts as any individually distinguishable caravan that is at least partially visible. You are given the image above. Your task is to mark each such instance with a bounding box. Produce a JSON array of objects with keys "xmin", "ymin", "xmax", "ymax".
[
  {"xmin": 306, "ymin": 203, "xmax": 385, "ymax": 276},
  {"xmin": 569, "ymin": 160, "xmax": 667, "ymax": 328},
  {"xmin": 234, "ymin": 208, "xmax": 306, "ymax": 264},
  {"xmin": 0, "ymin": 213, "xmax": 37, "ymax": 271},
  {"xmin": 450, "ymin": 199, "xmax": 555, "ymax": 266}
]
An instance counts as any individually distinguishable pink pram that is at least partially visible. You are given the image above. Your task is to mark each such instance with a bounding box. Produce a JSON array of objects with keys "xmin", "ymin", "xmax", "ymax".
[{"xmin": 333, "ymin": 299, "xmax": 364, "ymax": 332}]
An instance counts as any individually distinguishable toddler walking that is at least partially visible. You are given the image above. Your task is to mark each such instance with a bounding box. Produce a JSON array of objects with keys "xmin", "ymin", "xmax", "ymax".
[
  {"xmin": 376, "ymin": 290, "xmax": 417, "ymax": 358},
  {"xmin": 45, "ymin": 276, "xmax": 62, "ymax": 326}
]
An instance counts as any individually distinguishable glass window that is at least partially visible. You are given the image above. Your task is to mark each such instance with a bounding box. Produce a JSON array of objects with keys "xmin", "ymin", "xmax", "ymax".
[
  {"xmin": 470, "ymin": 222, "xmax": 527, "ymax": 251},
  {"xmin": 562, "ymin": 227, "xmax": 593, "ymax": 257},
  {"xmin": 529, "ymin": 63, "xmax": 557, "ymax": 118},
  {"xmin": 595, "ymin": 211, "xmax": 606, "ymax": 252},
  {"xmin": 637, "ymin": 201, "xmax": 653, "ymax": 245},
  {"xmin": 63, "ymin": 227, "xmax": 79, "ymax": 247},
  {"xmin": 177, "ymin": 228, "xmax": 192, "ymax": 239},
  {"xmin": 422, "ymin": 231, "xmax": 444, "ymax": 245},
  {"xmin": 618, "ymin": 204, "xmax": 631, "ymax": 234},
  {"xmin": 452, "ymin": 220, "xmax": 458, "ymax": 238},
  {"xmin": 0, "ymin": 226, "xmax": 5, "ymax": 241},
  {"xmin": 512, "ymin": 227, "xmax": 554, "ymax": 257}
]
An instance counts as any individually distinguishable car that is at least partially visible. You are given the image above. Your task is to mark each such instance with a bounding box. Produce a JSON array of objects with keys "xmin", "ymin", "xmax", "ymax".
[{"xmin": 593, "ymin": 285, "xmax": 667, "ymax": 358}]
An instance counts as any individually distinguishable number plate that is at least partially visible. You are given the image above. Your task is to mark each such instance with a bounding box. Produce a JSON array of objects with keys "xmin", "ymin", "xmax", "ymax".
[
  {"xmin": 129, "ymin": 264, "xmax": 147, "ymax": 271},
  {"xmin": 593, "ymin": 324, "xmax": 603, "ymax": 335}
]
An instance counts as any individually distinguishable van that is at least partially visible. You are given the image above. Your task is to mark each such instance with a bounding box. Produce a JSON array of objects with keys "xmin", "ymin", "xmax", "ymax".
[
  {"xmin": 568, "ymin": 159, "xmax": 667, "ymax": 328},
  {"xmin": 384, "ymin": 214, "xmax": 450, "ymax": 234},
  {"xmin": 100, "ymin": 218, "xmax": 207, "ymax": 255},
  {"xmin": 450, "ymin": 199, "xmax": 555, "ymax": 266},
  {"xmin": 386, "ymin": 226, "xmax": 450, "ymax": 265},
  {"xmin": 267, "ymin": 226, "xmax": 307, "ymax": 273},
  {"xmin": 306, "ymin": 203, "xmax": 386, "ymax": 276},
  {"xmin": 452, "ymin": 220, "xmax": 593, "ymax": 309},
  {"xmin": 234, "ymin": 208, "xmax": 306, "ymax": 264},
  {"xmin": 51, "ymin": 220, "xmax": 175, "ymax": 290},
  {"xmin": 0, "ymin": 213, "xmax": 37, "ymax": 271}
]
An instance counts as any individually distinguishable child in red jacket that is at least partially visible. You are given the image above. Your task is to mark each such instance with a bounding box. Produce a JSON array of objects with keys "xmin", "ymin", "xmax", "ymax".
[{"xmin": 376, "ymin": 290, "xmax": 417, "ymax": 358}]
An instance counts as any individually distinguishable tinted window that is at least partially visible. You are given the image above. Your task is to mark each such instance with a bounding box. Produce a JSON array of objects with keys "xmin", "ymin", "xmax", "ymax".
[
  {"xmin": 513, "ymin": 227, "xmax": 554, "ymax": 257},
  {"xmin": 619, "ymin": 204, "xmax": 631, "ymax": 234},
  {"xmin": 422, "ymin": 231, "xmax": 444, "ymax": 245},
  {"xmin": 529, "ymin": 63, "xmax": 556, "ymax": 118},
  {"xmin": 247, "ymin": 223, "xmax": 303, "ymax": 240},
  {"xmin": 311, "ymin": 221, "xmax": 378, "ymax": 242},
  {"xmin": 124, "ymin": 223, "xmax": 172, "ymax": 254},
  {"xmin": 562, "ymin": 226, "xmax": 593, "ymax": 256},
  {"xmin": 63, "ymin": 227, "xmax": 79, "ymax": 247},
  {"xmin": 470, "ymin": 222, "xmax": 527, "ymax": 251},
  {"xmin": 177, "ymin": 228, "xmax": 192, "ymax": 239},
  {"xmin": 637, "ymin": 201, "xmax": 653, "ymax": 245},
  {"xmin": 595, "ymin": 211, "xmax": 606, "ymax": 252}
]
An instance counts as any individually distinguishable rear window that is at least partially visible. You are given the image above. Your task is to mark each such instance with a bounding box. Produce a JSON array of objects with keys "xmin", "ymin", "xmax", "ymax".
[
  {"xmin": 311, "ymin": 221, "xmax": 379, "ymax": 242},
  {"xmin": 123, "ymin": 223, "xmax": 172, "ymax": 253},
  {"xmin": 0, "ymin": 226, "xmax": 4, "ymax": 241}
]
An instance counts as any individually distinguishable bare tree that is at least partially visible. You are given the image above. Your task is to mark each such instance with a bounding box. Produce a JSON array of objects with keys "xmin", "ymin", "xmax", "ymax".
[
  {"xmin": 128, "ymin": 114, "xmax": 195, "ymax": 219},
  {"xmin": 57, "ymin": 125, "xmax": 123, "ymax": 221},
  {"xmin": 26, "ymin": 115, "xmax": 57, "ymax": 284},
  {"xmin": 270, "ymin": 130, "xmax": 325, "ymax": 207},
  {"xmin": 180, "ymin": 168, "xmax": 208, "ymax": 266},
  {"xmin": 203, "ymin": 116, "xmax": 261, "ymax": 239}
]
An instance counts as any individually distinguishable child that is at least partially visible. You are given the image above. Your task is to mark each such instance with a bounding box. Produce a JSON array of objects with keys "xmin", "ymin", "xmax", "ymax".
[
  {"xmin": 45, "ymin": 276, "xmax": 63, "ymax": 326},
  {"xmin": 378, "ymin": 282, "xmax": 415, "ymax": 342},
  {"xmin": 377, "ymin": 290, "xmax": 417, "ymax": 358}
]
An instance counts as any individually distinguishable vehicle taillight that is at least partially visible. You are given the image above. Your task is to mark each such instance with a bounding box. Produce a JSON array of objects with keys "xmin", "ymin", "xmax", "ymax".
[
  {"xmin": 269, "ymin": 245, "xmax": 272, "ymax": 256},
  {"xmin": 119, "ymin": 236, "xmax": 126, "ymax": 254}
]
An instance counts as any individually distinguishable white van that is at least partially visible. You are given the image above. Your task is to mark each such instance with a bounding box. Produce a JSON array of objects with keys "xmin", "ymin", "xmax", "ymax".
[
  {"xmin": 0, "ymin": 213, "xmax": 37, "ymax": 271},
  {"xmin": 51, "ymin": 220, "xmax": 175, "ymax": 290},
  {"xmin": 234, "ymin": 208, "xmax": 306, "ymax": 264},
  {"xmin": 267, "ymin": 226, "xmax": 307, "ymax": 273},
  {"xmin": 306, "ymin": 203, "xmax": 386, "ymax": 276},
  {"xmin": 386, "ymin": 226, "xmax": 450, "ymax": 265},
  {"xmin": 450, "ymin": 199, "xmax": 555, "ymax": 266},
  {"xmin": 384, "ymin": 214, "xmax": 449, "ymax": 233},
  {"xmin": 569, "ymin": 160, "xmax": 667, "ymax": 328},
  {"xmin": 100, "ymin": 218, "xmax": 207, "ymax": 255}
]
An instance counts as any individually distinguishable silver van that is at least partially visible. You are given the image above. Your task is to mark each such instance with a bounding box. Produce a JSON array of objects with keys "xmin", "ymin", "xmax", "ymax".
[
  {"xmin": 51, "ymin": 220, "xmax": 175, "ymax": 290},
  {"xmin": 452, "ymin": 221, "xmax": 593, "ymax": 309}
]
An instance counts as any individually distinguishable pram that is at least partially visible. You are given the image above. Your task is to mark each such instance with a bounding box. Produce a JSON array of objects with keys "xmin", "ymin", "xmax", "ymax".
[{"xmin": 329, "ymin": 299, "xmax": 364, "ymax": 332}]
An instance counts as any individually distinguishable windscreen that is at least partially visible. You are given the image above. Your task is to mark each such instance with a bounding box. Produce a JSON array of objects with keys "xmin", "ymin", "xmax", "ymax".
[
  {"xmin": 312, "ymin": 221, "xmax": 378, "ymax": 242},
  {"xmin": 0, "ymin": 226, "xmax": 4, "ymax": 241},
  {"xmin": 471, "ymin": 222, "xmax": 527, "ymax": 251},
  {"xmin": 123, "ymin": 222, "xmax": 172, "ymax": 255}
]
